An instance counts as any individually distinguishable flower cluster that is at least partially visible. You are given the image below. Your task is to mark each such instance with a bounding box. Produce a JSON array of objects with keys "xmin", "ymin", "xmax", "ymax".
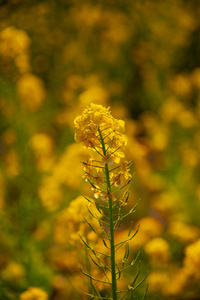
[
  {"xmin": 74, "ymin": 103, "xmax": 127, "ymax": 151},
  {"xmin": 145, "ymin": 237, "xmax": 170, "ymax": 265},
  {"xmin": 74, "ymin": 103, "xmax": 132, "ymax": 201},
  {"xmin": 17, "ymin": 74, "xmax": 46, "ymax": 112},
  {"xmin": 20, "ymin": 287, "xmax": 48, "ymax": 300},
  {"xmin": 0, "ymin": 26, "xmax": 31, "ymax": 66},
  {"xmin": 54, "ymin": 195, "xmax": 102, "ymax": 245},
  {"xmin": 184, "ymin": 239, "xmax": 200, "ymax": 275}
]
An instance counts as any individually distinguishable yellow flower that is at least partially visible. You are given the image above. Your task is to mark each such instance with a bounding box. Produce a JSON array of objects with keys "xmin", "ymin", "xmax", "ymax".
[
  {"xmin": 166, "ymin": 267, "xmax": 192, "ymax": 296},
  {"xmin": 2, "ymin": 262, "xmax": 25, "ymax": 282},
  {"xmin": 54, "ymin": 195, "xmax": 101, "ymax": 245},
  {"xmin": 148, "ymin": 271, "xmax": 169, "ymax": 294},
  {"xmin": 145, "ymin": 237, "xmax": 170, "ymax": 265},
  {"xmin": 30, "ymin": 133, "xmax": 54, "ymax": 172},
  {"xmin": 74, "ymin": 103, "xmax": 127, "ymax": 154},
  {"xmin": 168, "ymin": 221, "xmax": 199, "ymax": 243},
  {"xmin": 101, "ymin": 154, "xmax": 114, "ymax": 165},
  {"xmin": 53, "ymin": 143, "xmax": 90, "ymax": 189},
  {"xmin": 110, "ymin": 164, "xmax": 131, "ymax": 188},
  {"xmin": 30, "ymin": 133, "xmax": 54, "ymax": 156},
  {"xmin": 0, "ymin": 26, "xmax": 31, "ymax": 59},
  {"xmin": 38, "ymin": 176, "xmax": 62, "ymax": 211},
  {"xmin": 82, "ymin": 157, "xmax": 104, "ymax": 186},
  {"xmin": 110, "ymin": 172, "xmax": 123, "ymax": 187},
  {"xmin": 20, "ymin": 287, "xmax": 48, "ymax": 300},
  {"xmin": 0, "ymin": 26, "xmax": 31, "ymax": 74},
  {"xmin": 74, "ymin": 103, "xmax": 132, "ymax": 200},
  {"xmin": 129, "ymin": 217, "xmax": 164, "ymax": 249},
  {"xmin": 17, "ymin": 74, "xmax": 46, "ymax": 111},
  {"xmin": 184, "ymin": 239, "xmax": 200, "ymax": 276},
  {"xmin": 91, "ymin": 186, "xmax": 102, "ymax": 199},
  {"xmin": 100, "ymin": 190, "xmax": 117, "ymax": 201}
]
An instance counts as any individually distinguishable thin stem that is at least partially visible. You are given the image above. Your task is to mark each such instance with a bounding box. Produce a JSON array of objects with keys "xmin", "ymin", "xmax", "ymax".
[
  {"xmin": 91, "ymin": 145, "xmax": 103, "ymax": 156},
  {"xmin": 98, "ymin": 128, "xmax": 117, "ymax": 300}
]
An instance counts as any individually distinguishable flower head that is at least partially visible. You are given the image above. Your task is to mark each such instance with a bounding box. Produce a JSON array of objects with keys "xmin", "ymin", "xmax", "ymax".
[
  {"xmin": 74, "ymin": 103, "xmax": 127, "ymax": 153},
  {"xmin": 20, "ymin": 287, "xmax": 48, "ymax": 300},
  {"xmin": 74, "ymin": 103, "xmax": 132, "ymax": 201}
]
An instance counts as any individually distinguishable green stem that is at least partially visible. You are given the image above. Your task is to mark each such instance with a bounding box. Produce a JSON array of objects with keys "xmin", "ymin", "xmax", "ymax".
[{"xmin": 98, "ymin": 128, "xmax": 117, "ymax": 300}]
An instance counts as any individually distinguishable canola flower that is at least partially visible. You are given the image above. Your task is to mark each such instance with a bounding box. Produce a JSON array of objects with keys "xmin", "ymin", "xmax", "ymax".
[
  {"xmin": 0, "ymin": 26, "xmax": 31, "ymax": 75},
  {"xmin": 74, "ymin": 103, "xmax": 147, "ymax": 299},
  {"xmin": 17, "ymin": 73, "xmax": 46, "ymax": 112},
  {"xmin": 74, "ymin": 103, "xmax": 131, "ymax": 198},
  {"xmin": 20, "ymin": 287, "xmax": 48, "ymax": 300},
  {"xmin": 144, "ymin": 237, "xmax": 170, "ymax": 265}
]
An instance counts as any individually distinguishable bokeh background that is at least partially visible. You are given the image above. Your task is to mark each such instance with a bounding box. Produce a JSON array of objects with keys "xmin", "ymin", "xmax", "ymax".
[{"xmin": 0, "ymin": 0, "xmax": 200, "ymax": 299}]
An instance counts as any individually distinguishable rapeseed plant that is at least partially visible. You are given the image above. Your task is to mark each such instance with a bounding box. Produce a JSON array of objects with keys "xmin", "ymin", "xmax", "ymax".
[{"xmin": 74, "ymin": 103, "xmax": 148, "ymax": 299}]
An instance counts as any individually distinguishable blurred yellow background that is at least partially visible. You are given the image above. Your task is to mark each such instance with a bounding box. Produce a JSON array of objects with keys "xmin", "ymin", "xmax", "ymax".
[{"xmin": 0, "ymin": 0, "xmax": 200, "ymax": 299}]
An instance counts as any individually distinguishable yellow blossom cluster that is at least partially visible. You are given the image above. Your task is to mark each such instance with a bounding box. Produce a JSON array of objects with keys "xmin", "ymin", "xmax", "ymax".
[
  {"xmin": 37, "ymin": 143, "xmax": 91, "ymax": 211},
  {"xmin": 0, "ymin": 26, "xmax": 46, "ymax": 112},
  {"xmin": 74, "ymin": 103, "xmax": 132, "ymax": 201},
  {"xmin": 0, "ymin": 26, "xmax": 31, "ymax": 74},
  {"xmin": 145, "ymin": 237, "xmax": 170, "ymax": 265},
  {"xmin": 0, "ymin": 26, "xmax": 30, "ymax": 58},
  {"xmin": 1, "ymin": 262, "xmax": 25, "ymax": 283},
  {"xmin": 74, "ymin": 103, "xmax": 127, "ymax": 151},
  {"xmin": 168, "ymin": 221, "xmax": 199, "ymax": 244},
  {"xmin": 17, "ymin": 74, "xmax": 46, "ymax": 112},
  {"xmin": 30, "ymin": 133, "xmax": 55, "ymax": 172},
  {"xmin": 184, "ymin": 239, "xmax": 200, "ymax": 275},
  {"xmin": 148, "ymin": 271, "xmax": 169, "ymax": 294},
  {"xmin": 54, "ymin": 195, "xmax": 102, "ymax": 245},
  {"xmin": 20, "ymin": 287, "xmax": 48, "ymax": 300}
]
